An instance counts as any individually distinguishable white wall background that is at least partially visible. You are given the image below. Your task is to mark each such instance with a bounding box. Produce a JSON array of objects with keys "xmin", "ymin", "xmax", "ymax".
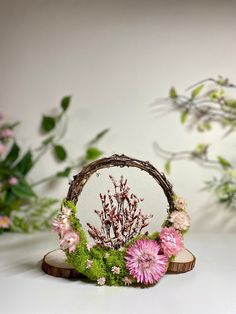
[{"xmin": 1, "ymin": 0, "xmax": 236, "ymax": 233}]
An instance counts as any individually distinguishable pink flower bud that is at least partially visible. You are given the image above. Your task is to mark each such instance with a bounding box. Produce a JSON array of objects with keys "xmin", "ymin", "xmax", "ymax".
[
  {"xmin": 8, "ymin": 177, "xmax": 18, "ymax": 185},
  {"xmin": 0, "ymin": 216, "xmax": 11, "ymax": 228},
  {"xmin": 0, "ymin": 128, "xmax": 14, "ymax": 138},
  {"xmin": 0, "ymin": 143, "xmax": 6, "ymax": 155}
]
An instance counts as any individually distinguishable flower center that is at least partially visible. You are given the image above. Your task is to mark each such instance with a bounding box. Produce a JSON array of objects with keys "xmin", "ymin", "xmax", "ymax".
[{"xmin": 138, "ymin": 253, "xmax": 155, "ymax": 269}]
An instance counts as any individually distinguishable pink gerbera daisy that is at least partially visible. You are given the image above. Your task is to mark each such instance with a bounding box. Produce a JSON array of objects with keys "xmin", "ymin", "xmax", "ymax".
[
  {"xmin": 125, "ymin": 239, "xmax": 168, "ymax": 285},
  {"xmin": 160, "ymin": 227, "xmax": 183, "ymax": 257}
]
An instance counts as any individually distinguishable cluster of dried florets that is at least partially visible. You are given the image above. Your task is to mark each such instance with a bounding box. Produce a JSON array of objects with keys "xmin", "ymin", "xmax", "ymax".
[{"xmin": 87, "ymin": 175, "xmax": 153, "ymax": 249}]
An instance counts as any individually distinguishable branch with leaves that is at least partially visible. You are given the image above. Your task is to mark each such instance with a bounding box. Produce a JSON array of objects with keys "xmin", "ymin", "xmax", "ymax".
[
  {"xmin": 0, "ymin": 97, "xmax": 109, "ymax": 233},
  {"xmin": 153, "ymin": 76, "xmax": 236, "ymax": 210}
]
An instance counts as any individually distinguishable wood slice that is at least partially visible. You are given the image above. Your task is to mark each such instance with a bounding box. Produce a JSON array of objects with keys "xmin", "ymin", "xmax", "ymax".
[
  {"xmin": 42, "ymin": 247, "xmax": 195, "ymax": 279},
  {"xmin": 167, "ymin": 247, "xmax": 196, "ymax": 274},
  {"xmin": 42, "ymin": 249, "xmax": 80, "ymax": 278}
]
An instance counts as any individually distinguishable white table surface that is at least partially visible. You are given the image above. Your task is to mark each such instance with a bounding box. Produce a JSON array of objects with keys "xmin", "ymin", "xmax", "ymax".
[{"xmin": 0, "ymin": 232, "xmax": 236, "ymax": 314}]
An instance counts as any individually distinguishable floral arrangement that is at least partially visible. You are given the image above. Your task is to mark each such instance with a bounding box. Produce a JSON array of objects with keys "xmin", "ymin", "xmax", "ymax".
[
  {"xmin": 153, "ymin": 75, "xmax": 236, "ymax": 210},
  {"xmin": 53, "ymin": 172, "xmax": 190, "ymax": 287},
  {"xmin": 0, "ymin": 97, "xmax": 108, "ymax": 234}
]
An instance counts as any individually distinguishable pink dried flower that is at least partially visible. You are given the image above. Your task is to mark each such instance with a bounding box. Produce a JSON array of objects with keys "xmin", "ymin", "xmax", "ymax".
[
  {"xmin": 111, "ymin": 266, "xmax": 120, "ymax": 274},
  {"xmin": 0, "ymin": 216, "xmax": 11, "ymax": 228},
  {"xmin": 160, "ymin": 227, "xmax": 183, "ymax": 257},
  {"xmin": 0, "ymin": 143, "xmax": 6, "ymax": 155},
  {"xmin": 52, "ymin": 217, "xmax": 71, "ymax": 237},
  {"xmin": 169, "ymin": 211, "xmax": 191, "ymax": 231},
  {"xmin": 8, "ymin": 177, "xmax": 18, "ymax": 185},
  {"xmin": 125, "ymin": 239, "xmax": 168, "ymax": 285},
  {"xmin": 174, "ymin": 196, "xmax": 187, "ymax": 211},
  {"xmin": 60, "ymin": 230, "xmax": 80, "ymax": 253},
  {"xmin": 0, "ymin": 128, "xmax": 14, "ymax": 138},
  {"xmin": 123, "ymin": 277, "xmax": 132, "ymax": 286},
  {"xmin": 86, "ymin": 259, "xmax": 93, "ymax": 269},
  {"xmin": 97, "ymin": 277, "xmax": 106, "ymax": 286}
]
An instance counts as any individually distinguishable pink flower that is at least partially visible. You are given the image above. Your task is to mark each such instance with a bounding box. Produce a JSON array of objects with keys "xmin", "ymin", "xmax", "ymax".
[
  {"xmin": 8, "ymin": 177, "xmax": 18, "ymax": 185},
  {"xmin": 169, "ymin": 211, "xmax": 191, "ymax": 231},
  {"xmin": 0, "ymin": 143, "xmax": 6, "ymax": 155},
  {"xmin": 0, "ymin": 128, "xmax": 14, "ymax": 138},
  {"xmin": 0, "ymin": 216, "xmax": 11, "ymax": 228},
  {"xmin": 125, "ymin": 239, "xmax": 168, "ymax": 285},
  {"xmin": 60, "ymin": 230, "xmax": 80, "ymax": 253},
  {"xmin": 123, "ymin": 277, "xmax": 132, "ymax": 286},
  {"xmin": 52, "ymin": 217, "xmax": 70, "ymax": 237},
  {"xmin": 86, "ymin": 259, "xmax": 93, "ymax": 269},
  {"xmin": 174, "ymin": 196, "xmax": 187, "ymax": 211},
  {"xmin": 111, "ymin": 266, "xmax": 120, "ymax": 274},
  {"xmin": 160, "ymin": 227, "xmax": 183, "ymax": 257},
  {"xmin": 97, "ymin": 277, "xmax": 106, "ymax": 286}
]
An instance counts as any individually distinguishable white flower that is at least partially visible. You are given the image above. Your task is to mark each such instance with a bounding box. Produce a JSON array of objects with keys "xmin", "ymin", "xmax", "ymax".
[
  {"xmin": 169, "ymin": 211, "xmax": 191, "ymax": 231},
  {"xmin": 97, "ymin": 277, "xmax": 106, "ymax": 286},
  {"xmin": 104, "ymin": 253, "xmax": 110, "ymax": 259},
  {"xmin": 174, "ymin": 196, "xmax": 187, "ymax": 211},
  {"xmin": 123, "ymin": 277, "xmax": 132, "ymax": 286},
  {"xmin": 86, "ymin": 259, "xmax": 93, "ymax": 269},
  {"xmin": 111, "ymin": 266, "xmax": 120, "ymax": 274},
  {"xmin": 86, "ymin": 243, "xmax": 94, "ymax": 251},
  {"xmin": 61, "ymin": 206, "xmax": 71, "ymax": 216}
]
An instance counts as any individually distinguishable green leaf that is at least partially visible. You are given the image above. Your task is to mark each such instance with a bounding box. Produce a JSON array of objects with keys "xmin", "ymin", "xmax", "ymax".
[
  {"xmin": 61, "ymin": 96, "xmax": 71, "ymax": 112},
  {"xmin": 41, "ymin": 116, "xmax": 56, "ymax": 133},
  {"xmin": 88, "ymin": 128, "xmax": 109, "ymax": 145},
  {"xmin": 42, "ymin": 136, "xmax": 54, "ymax": 145},
  {"xmin": 14, "ymin": 151, "xmax": 33, "ymax": 175},
  {"xmin": 193, "ymin": 143, "xmax": 209, "ymax": 157},
  {"xmin": 5, "ymin": 142, "xmax": 20, "ymax": 164},
  {"xmin": 56, "ymin": 167, "xmax": 71, "ymax": 177},
  {"xmin": 217, "ymin": 156, "xmax": 232, "ymax": 169},
  {"xmin": 191, "ymin": 84, "xmax": 204, "ymax": 99},
  {"xmin": 224, "ymin": 99, "xmax": 236, "ymax": 108},
  {"xmin": 164, "ymin": 160, "xmax": 171, "ymax": 175},
  {"xmin": 180, "ymin": 110, "xmax": 189, "ymax": 124},
  {"xmin": 86, "ymin": 147, "xmax": 103, "ymax": 161},
  {"xmin": 54, "ymin": 145, "xmax": 67, "ymax": 161},
  {"xmin": 12, "ymin": 181, "xmax": 36, "ymax": 199},
  {"xmin": 169, "ymin": 87, "xmax": 177, "ymax": 99}
]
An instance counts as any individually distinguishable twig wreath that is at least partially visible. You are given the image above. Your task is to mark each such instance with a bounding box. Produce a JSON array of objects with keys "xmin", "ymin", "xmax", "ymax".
[{"xmin": 52, "ymin": 154, "xmax": 191, "ymax": 286}]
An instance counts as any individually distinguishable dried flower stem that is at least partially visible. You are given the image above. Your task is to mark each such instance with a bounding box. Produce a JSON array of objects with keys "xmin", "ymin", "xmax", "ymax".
[{"xmin": 87, "ymin": 176, "xmax": 153, "ymax": 249}]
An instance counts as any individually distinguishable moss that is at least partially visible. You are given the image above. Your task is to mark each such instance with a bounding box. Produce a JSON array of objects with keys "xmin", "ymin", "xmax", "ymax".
[{"xmin": 62, "ymin": 200, "xmax": 176, "ymax": 286}]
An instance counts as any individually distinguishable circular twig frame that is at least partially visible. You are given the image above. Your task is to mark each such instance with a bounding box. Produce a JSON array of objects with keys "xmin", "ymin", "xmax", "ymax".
[{"xmin": 52, "ymin": 154, "xmax": 191, "ymax": 287}]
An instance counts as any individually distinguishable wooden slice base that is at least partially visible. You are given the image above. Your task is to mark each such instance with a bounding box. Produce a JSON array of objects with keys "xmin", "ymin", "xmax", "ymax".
[
  {"xmin": 42, "ymin": 247, "xmax": 195, "ymax": 279},
  {"xmin": 42, "ymin": 249, "xmax": 81, "ymax": 278},
  {"xmin": 167, "ymin": 248, "xmax": 196, "ymax": 274}
]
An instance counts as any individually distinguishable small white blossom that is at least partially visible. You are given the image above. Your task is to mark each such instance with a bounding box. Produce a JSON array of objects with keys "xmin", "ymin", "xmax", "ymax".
[
  {"xmin": 61, "ymin": 206, "xmax": 71, "ymax": 216},
  {"xmin": 97, "ymin": 277, "xmax": 106, "ymax": 286},
  {"xmin": 111, "ymin": 266, "xmax": 120, "ymax": 274},
  {"xmin": 123, "ymin": 277, "xmax": 132, "ymax": 286},
  {"xmin": 86, "ymin": 243, "xmax": 94, "ymax": 251},
  {"xmin": 86, "ymin": 259, "xmax": 93, "ymax": 269}
]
